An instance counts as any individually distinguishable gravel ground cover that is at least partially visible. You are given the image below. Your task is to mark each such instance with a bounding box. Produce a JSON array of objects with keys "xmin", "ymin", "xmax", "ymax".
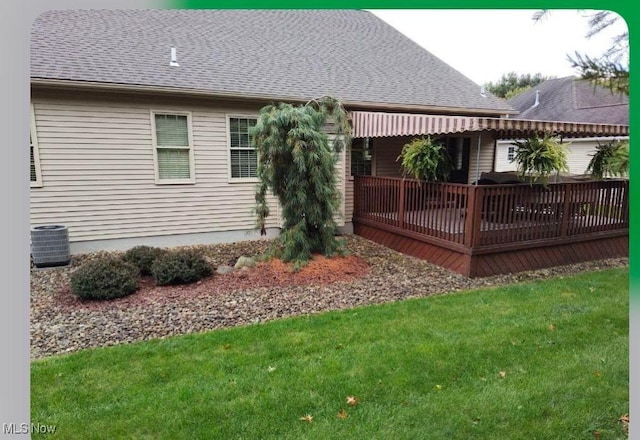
[{"xmin": 31, "ymin": 235, "xmax": 628, "ymax": 360}]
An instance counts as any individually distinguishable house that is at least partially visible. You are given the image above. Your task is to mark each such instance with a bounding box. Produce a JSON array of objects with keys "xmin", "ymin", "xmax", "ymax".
[
  {"xmin": 494, "ymin": 76, "xmax": 629, "ymax": 174},
  {"xmin": 31, "ymin": 10, "xmax": 628, "ymax": 276},
  {"xmin": 30, "ymin": 9, "xmax": 515, "ymax": 253}
]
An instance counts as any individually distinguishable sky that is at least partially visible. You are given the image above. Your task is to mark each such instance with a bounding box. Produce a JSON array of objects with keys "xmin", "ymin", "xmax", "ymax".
[{"xmin": 369, "ymin": 9, "xmax": 629, "ymax": 86}]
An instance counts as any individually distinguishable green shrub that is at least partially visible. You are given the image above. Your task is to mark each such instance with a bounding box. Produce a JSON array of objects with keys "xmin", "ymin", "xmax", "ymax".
[
  {"xmin": 123, "ymin": 245, "xmax": 168, "ymax": 275},
  {"xmin": 70, "ymin": 257, "xmax": 139, "ymax": 300},
  {"xmin": 151, "ymin": 250, "xmax": 213, "ymax": 286}
]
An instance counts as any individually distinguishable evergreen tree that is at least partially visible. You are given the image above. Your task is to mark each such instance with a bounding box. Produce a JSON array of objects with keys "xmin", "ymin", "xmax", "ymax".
[
  {"xmin": 533, "ymin": 10, "xmax": 629, "ymax": 95},
  {"xmin": 250, "ymin": 96, "xmax": 351, "ymax": 267},
  {"xmin": 484, "ymin": 72, "xmax": 550, "ymax": 99}
]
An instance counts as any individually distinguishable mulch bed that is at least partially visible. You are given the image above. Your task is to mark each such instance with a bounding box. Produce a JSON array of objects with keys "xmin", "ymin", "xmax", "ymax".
[{"xmin": 52, "ymin": 254, "xmax": 370, "ymax": 312}]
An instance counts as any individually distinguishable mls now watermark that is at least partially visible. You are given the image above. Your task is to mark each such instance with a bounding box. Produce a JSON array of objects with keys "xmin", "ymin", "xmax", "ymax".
[{"xmin": 3, "ymin": 422, "xmax": 57, "ymax": 435}]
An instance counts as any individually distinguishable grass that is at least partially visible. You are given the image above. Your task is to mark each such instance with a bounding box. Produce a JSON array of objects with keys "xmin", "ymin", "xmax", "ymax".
[{"xmin": 31, "ymin": 268, "xmax": 629, "ymax": 439}]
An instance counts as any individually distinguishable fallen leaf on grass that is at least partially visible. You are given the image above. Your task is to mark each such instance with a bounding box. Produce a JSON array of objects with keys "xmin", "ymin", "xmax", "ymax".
[
  {"xmin": 435, "ymin": 384, "xmax": 442, "ymax": 390},
  {"xmin": 300, "ymin": 414, "xmax": 313, "ymax": 423},
  {"xmin": 499, "ymin": 371, "xmax": 506, "ymax": 379},
  {"xmin": 619, "ymin": 414, "xmax": 629, "ymax": 433},
  {"xmin": 346, "ymin": 396, "xmax": 359, "ymax": 407},
  {"xmin": 593, "ymin": 371, "xmax": 602, "ymax": 377},
  {"xmin": 267, "ymin": 366, "xmax": 276, "ymax": 373},
  {"xmin": 337, "ymin": 409, "xmax": 348, "ymax": 419},
  {"xmin": 548, "ymin": 324, "xmax": 555, "ymax": 331}
]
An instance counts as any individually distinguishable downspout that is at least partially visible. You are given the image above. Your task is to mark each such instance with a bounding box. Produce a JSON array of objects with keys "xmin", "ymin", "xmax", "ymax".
[{"xmin": 474, "ymin": 133, "xmax": 482, "ymax": 185}]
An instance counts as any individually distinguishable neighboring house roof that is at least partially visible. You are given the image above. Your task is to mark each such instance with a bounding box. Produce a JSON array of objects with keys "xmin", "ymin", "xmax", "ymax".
[
  {"xmin": 30, "ymin": 9, "xmax": 513, "ymax": 115},
  {"xmin": 507, "ymin": 76, "xmax": 629, "ymax": 124}
]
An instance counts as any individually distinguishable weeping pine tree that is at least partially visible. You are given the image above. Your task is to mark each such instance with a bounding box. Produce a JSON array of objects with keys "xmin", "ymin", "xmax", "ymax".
[{"xmin": 250, "ymin": 96, "xmax": 351, "ymax": 267}]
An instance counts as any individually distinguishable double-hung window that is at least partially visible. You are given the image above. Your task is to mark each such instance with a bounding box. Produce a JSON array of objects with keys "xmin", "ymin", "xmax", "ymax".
[
  {"xmin": 228, "ymin": 116, "xmax": 258, "ymax": 180},
  {"xmin": 152, "ymin": 112, "xmax": 195, "ymax": 184},
  {"xmin": 30, "ymin": 104, "xmax": 42, "ymax": 187},
  {"xmin": 350, "ymin": 137, "xmax": 372, "ymax": 176}
]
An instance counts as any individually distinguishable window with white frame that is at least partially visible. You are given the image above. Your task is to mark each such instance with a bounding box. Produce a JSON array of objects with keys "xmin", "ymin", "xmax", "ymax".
[
  {"xmin": 228, "ymin": 116, "xmax": 258, "ymax": 179},
  {"xmin": 30, "ymin": 104, "xmax": 42, "ymax": 187},
  {"xmin": 152, "ymin": 112, "xmax": 195, "ymax": 183},
  {"xmin": 350, "ymin": 137, "xmax": 372, "ymax": 176},
  {"xmin": 507, "ymin": 146, "xmax": 516, "ymax": 162}
]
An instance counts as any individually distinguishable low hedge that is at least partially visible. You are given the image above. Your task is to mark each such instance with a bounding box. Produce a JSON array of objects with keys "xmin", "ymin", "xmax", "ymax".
[
  {"xmin": 123, "ymin": 245, "xmax": 168, "ymax": 275},
  {"xmin": 151, "ymin": 250, "xmax": 213, "ymax": 286},
  {"xmin": 70, "ymin": 257, "xmax": 139, "ymax": 300}
]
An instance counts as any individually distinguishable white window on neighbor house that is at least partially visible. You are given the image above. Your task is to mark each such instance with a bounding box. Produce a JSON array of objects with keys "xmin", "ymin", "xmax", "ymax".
[
  {"xmin": 151, "ymin": 112, "xmax": 195, "ymax": 184},
  {"xmin": 350, "ymin": 137, "xmax": 373, "ymax": 176},
  {"xmin": 30, "ymin": 104, "xmax": 42, "ymax": 188},
  {"xmin": 228, "ymin": 116, "xmax": 258, "ymax": 180},
  {"xmin": 507, "ymin": 146, "xmax": 516, "ymax": 162}
]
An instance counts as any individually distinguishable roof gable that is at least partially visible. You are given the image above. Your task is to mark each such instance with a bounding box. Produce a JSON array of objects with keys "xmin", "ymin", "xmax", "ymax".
[{"xmin": 31, "ymin": 9, "xmax": 513, "ymax": 115}]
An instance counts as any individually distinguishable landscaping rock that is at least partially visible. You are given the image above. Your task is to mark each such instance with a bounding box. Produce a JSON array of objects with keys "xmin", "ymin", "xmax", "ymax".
[
  {"xmin": 216, "ymin": 265, "xmax": 234, "ymax": 275},
  {"xmin": 29, "ymin": 235, "xmax": 628, "ymax": 360},
  {"xmin": 234, "ymin": 256, "xmax": 256, "ymax": 270}
]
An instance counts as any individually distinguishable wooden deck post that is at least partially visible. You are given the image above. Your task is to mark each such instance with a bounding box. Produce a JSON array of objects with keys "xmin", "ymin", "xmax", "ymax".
[{"xmin": 463, "ymin": 185, "xmax": 480, "ymax": 248}]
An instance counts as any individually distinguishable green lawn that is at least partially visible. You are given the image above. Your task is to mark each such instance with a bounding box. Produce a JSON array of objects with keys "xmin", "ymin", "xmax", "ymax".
[{"xmin": 31, "ymin": 268, "xmax": 629, "ymax": 439}]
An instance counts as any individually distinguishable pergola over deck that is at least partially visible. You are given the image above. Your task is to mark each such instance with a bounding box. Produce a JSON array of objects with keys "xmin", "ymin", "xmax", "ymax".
[{"xmin": 349, "ymin": 111, "xmax": 629, "ymax": 277}]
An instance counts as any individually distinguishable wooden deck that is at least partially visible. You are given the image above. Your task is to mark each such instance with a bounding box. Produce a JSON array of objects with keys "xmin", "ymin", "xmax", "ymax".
[{"xmin": 353, "ymin": 176, "xmax": 628, "ymax": 277}]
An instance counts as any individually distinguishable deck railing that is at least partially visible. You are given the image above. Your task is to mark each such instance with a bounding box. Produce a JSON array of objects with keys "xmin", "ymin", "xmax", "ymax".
[{"xmin": 353, "ymin": 176, "xmax": 629, "ymax": 251}]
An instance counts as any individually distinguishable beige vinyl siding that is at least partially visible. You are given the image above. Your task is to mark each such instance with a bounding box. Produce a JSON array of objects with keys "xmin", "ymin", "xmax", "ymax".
[
  {"xmin": 373, "ymin": 136, "xmax": 408, "ymax": 177},
  {"xmin": 344, "ymin": 144, "xmax": 354, "ymax": 222},
  {"xmin": 337, "ymin": 138, "xmax": 346, "ymax": 226},
  {"xmin": 564, "ymin": 141, "xmax": 597, "ymax": 175},
  {"xmin": 468, "ymin": 133, "xmax": 495, "ymax": 183},
  {"xmin": 328, "ymin": 135, "xmax": 346, "ymax": 227},
  {"xmin": 30, "ymin": 103, "xmax": 43, "ymax": 187},
  {"xmin": 495, "ymin": 137, "xmax": 629, "ymax": 175},
  {"xmin": 30, "ymin": 92, "xmax": 284, "ymax": 243},
  {"xmin": 494, "ymin": 140, "xmax": 518, "ymax": 172}
]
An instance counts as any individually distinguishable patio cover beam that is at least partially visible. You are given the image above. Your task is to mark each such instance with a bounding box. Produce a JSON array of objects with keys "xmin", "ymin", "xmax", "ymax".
[{"xmin": 350, "ymin": 111, "xmax": 629, "ymax": 140}]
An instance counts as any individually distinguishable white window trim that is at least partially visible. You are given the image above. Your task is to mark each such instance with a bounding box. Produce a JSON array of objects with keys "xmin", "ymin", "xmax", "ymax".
[
  {"xmin": 150, "ymin": 110, "xmax": 196, "ymax": 185},
  {"xmin": 30, "ymin": 103, "xmax": 43, "ymax": 188},
  {"xmin": 227, "ymin": 113, "xmax": 260, "ymax": 183}
]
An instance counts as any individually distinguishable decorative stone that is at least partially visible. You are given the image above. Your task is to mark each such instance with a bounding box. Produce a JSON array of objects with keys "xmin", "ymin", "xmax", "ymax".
[
  {"xmin": 216, "ymin": 265, "xmax": 234, "ymax": 275},
  {"xmin": 234, "ymin": 256, "xmax": 256, "ymax": 270}
]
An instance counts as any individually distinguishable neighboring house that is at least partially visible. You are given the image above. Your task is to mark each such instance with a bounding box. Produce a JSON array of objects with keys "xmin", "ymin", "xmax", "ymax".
[
  {"xmin": 495, "ymin": 76, "xmax": 629, "ymax": 174},
  {"xmin": 30, "ymin": 9, "xmax": 517, "ymax": 253}
]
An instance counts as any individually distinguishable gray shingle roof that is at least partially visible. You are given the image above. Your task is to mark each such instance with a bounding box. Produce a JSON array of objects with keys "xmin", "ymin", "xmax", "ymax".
[
  {"xmin": 507, "ymin": 76, "xmax": 628, "ymax": 124},
  {"xmin": 31, "ymin": 9, "xmax": 513, "ymax": 114}
]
